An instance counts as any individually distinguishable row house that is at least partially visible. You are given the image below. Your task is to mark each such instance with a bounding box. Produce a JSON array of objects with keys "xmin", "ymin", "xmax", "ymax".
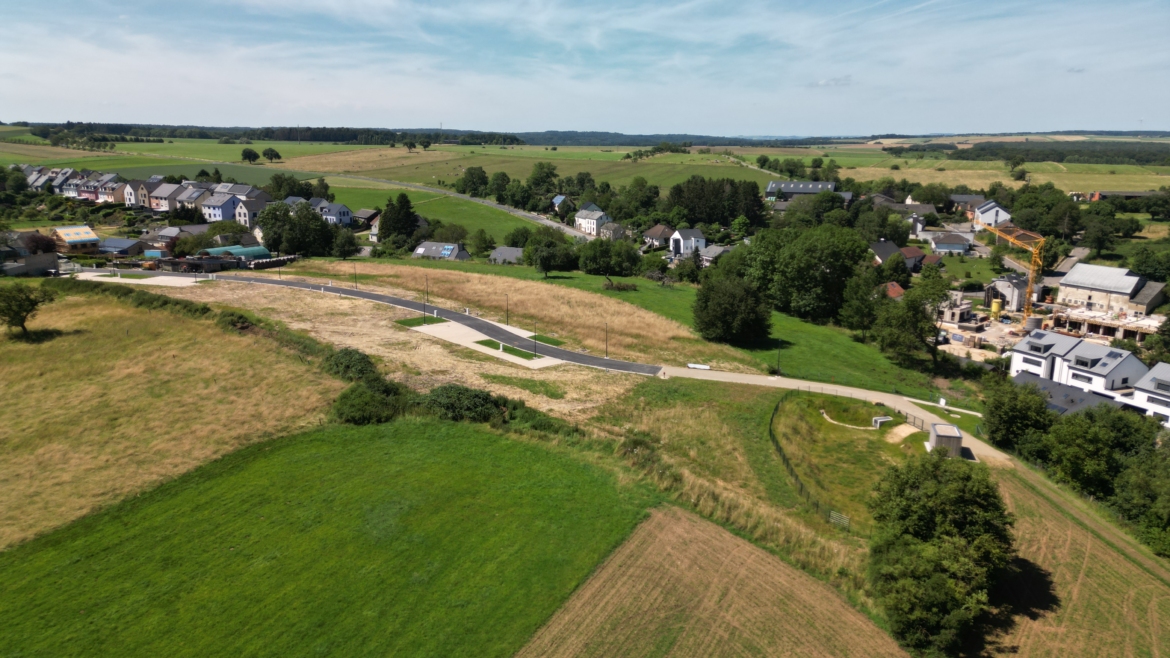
[
  {"xmin": 149, "ymin": 183, "xmax": 184, "ymax": 212},
  {"xmin": 1010, "ymin": 329, "xmax": 1149, "ymax": 401},
  {"xmin": 97, "ymin": 181, "xmax": 126, "ymax": 204},
  {"xmin": 202, "ymin": 193, "xmax": 241, "ymax": 222},
  {"xmin": 234, "ymin": 198, "xmax": 266, "ymax": 228}
]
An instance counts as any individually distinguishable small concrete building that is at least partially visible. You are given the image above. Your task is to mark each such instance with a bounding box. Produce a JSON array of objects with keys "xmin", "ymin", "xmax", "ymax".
[
  {"xmin": 928, "ymin": 424, "xmax": 963, "ymax": 457},
  {"xmin": 598, "ymin": 222, "xmax": 626, "ymax": 240},
  {"xmin": 1056, "ymin": 263, "xmax": 1166, "ymax": 317}
]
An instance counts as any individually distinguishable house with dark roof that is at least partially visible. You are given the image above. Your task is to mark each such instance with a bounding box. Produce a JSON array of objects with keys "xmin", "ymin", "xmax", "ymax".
[
  {"xmin": 670, "ymin": 229, "xmax": 706, "ymax": 256},
  {"xmin": 949, "ymin": 194, "xmax": 986, "ymax": 215},
  {"xmin": 872, "ymin": 195, "xmax": 936, "ymax": 216},
  {"xmin": 1012, "ymin": 372, "xmax": 1123, "ymax": 416},
  {"xmin": 1057, "ymin": 263, "xmax": 1166, "ymax": 316},
  {"xmin": 488, "ymin": 246, "xmax": 524, "ymax": 264},
  {"xmin": 765, "ymin": 181, "xmax": 836, "ymax": 201},
  {"xmin": 202, "ymin": 193, "xmax": 241, "ymax": 222},
  {"xmin": 974, "ymin": 200, "xmax": 1011, "ymax": 229},
  {"xmin": 176, "ymin": 184, "xmax": 212, "ymax": 209},
  {"xmin": 412, "ymin": 242, "xmax": 470, "ymax": 261},
  {"xmin": 598, "ymin": 222, "xmax": 626, "ymax": 240},
  {"xmin": 234, "ymin": 198, "xmax": 268, "ymax": 228},
  {"xmin": 355, "ymin": 208, "xmax": 380, "ymax": 226},
  {"xmin": 985, "ymin": 272, "xmax": 1031, "ymax": 312},
  {"xmin": 574, "ymin": 208, "xmax": 611, "ymax": 236},
  {"xmin": 929, "ymin": 232, "xmax": 970, "ymax": 255},
  {"xmin": 1131, "ymin": 363, "xmax": 1170, "ymax": 427},
  {"xmin": 98, "ymin": 238, "xmax": 146, "ymax": 256},
  {"xmin": 869, "ymin": 239, "xmax": 903, "ymax": 265},
  {"xmin": 642, "ymin": 224, "xmax": 673, "ymax": 248},
  {"xmin": 699, "ymin": 244, "xmax": 733, "ymax": 267},
  {"xmin": 1010, "ymin": 328, "xmax": 1148, "ymax": 400},
  {"xmin": 316, "ymin": 202, "xmax": 353, "ymax": 226}
]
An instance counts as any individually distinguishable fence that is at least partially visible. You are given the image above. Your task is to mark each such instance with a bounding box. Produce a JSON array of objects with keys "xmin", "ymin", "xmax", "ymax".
[
  {"xmin": 767, "ymin": 392, "xmax": 855, "ymax": 534},
  {"xmin": 905, "ymin": 413, "xmax": 927, "ymax": 431}
]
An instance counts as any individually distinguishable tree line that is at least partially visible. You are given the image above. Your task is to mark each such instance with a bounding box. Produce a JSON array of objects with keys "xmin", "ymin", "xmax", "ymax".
[{"xmin": 948, "ymin": 140, "xmax": 1170, "ymax": 166}]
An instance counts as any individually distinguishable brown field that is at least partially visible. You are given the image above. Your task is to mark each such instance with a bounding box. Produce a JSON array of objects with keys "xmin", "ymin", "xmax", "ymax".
[
  {"xmin": 0, "ymin": 140, "xmax": 103, "ymax": 161},
  {"xmin": 282, "ymin": 147, "xmax": 458, "ymax": 174},
  {"xmin": 0, "ymin": 295, "xmax": 344, "ymax": 549},
  {"xmin": 988, "ymin": 467, "xmax": 1170, "ymax": 657},
  {"xmin": 517, "ymin": 506, "xmax": 906, "ymax": 658},
  {"xmin": 273, "ymin": 261, "xmax": 755, "ymax": 370},
  {"xmin": 158, "ymin": 280, "xmax": 643, "ymax": 422}
]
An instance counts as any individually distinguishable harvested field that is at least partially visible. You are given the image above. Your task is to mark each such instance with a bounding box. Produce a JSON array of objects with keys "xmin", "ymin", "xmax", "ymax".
[
  {"xmin": 276, "ymin": 260, "xmax": 754, "ymax": 371},
  {"xmin": 517, "ymin": 506, "xmax": 906, "ymax": 658},
  {"xmin": 282, "ymin": 147, "xmax": 458, "ymax": 173},
  {"xmin": 156, "ymin": 280, "xmax": 641, "ymax": 422},
  {"xmin": 988, "ymin": 467, "xmax": 1170, "ymax": 657},
  {"xmin": 0, "ymin": 296, "xmax": 343, "ymax": 549}
]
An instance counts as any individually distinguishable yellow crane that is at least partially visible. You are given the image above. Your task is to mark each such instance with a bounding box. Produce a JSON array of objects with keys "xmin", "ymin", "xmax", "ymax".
[{"xmin": 972, "ymin": 219, "xmax": 1046, "ymax": 318}]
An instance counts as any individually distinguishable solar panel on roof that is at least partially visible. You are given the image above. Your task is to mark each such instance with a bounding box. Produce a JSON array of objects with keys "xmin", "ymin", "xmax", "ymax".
[{"xmin": 440, "ymin": 245, "xmax": 454, "ymax": 257}]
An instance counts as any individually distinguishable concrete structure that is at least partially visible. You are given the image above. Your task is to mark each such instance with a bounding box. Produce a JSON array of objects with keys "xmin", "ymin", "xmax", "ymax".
[
  {"xmin": 574, "ymin": 208, "xmax": 611, "ymax": 236},
  {"xmin": 940, "ymin": 290, "xmax": 973, "ymax": 324},
  {"xmin": 1, "ymin": 252, "xmax": 58, "ymax": 277},
  {"xmin": 598, "ymin": 222, "xmax": 626, "ymax": 240},
  {"xmin": 1010, "ymin": 329, "xmax": 1148, "ymax": 400},
  {"xmin": 985, "ymin": 272, "xmax": 1031, "ymax": 312},
  {"xmin": 488, "ymin": 246, "xmax": 524, "ymax": 264},
  {"xmin": 412, "ymin": 241, "xmax": 470, "ymax": 261},
  {"xmin": 1056, "ymin": 263, "xmax": 1166, "ymax": 316},
  {"xmin": 928, "ymin": 424, "xmax": 963, "ymax": 457},
  {"xmin": 98, "ymin": 238, "xmax": 146, "ymax": 256},
  {"xmin": 669, "ymin": 229, "xmax": 706, "ymax": 256},
  {"xmin": 1051, "ymin": 307, "xmax": 1165, "ymax": 343}
]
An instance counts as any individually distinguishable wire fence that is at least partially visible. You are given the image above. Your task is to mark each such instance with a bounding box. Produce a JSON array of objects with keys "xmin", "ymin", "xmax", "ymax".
[
  {"xmin": 905, "ymin": 413, "xmax": 927, "ymax": 431},
  {"xmin": 767, "ymin": 392, "xmax": 855, "ymax": 534}
]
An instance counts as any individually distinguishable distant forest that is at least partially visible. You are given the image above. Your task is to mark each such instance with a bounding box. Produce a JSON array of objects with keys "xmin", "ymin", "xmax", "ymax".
[
  {"xmin": 947, "ymin": 140, "xmax": 1170, "ymax": 166},
  {"xmin": 21, "ymin": 122, "xmax": 523, "ymax": 146},
  {"xmin": 510, "ymin": 131, "xmax": 857, "ymax": 147}
]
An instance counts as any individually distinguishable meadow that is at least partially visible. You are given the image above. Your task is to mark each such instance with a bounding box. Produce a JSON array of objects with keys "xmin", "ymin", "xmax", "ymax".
[
  {"xmin": 0, "ymin": 418, "xmax": 657, "ymax": 657},
  {"xmin": 327, "ymin": 185, "xmax": 535, "ymax": 241}
]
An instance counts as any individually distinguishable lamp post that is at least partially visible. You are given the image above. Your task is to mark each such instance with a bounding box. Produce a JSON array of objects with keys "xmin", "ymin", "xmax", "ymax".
[
  {"xmin": 353, "ymin": 262, "xmax": 357, "ymax": 289},
  {"xmin": 422, "ymin": 274, "xmax": 428, "ymax": 322},
  {"xmin": 605, "ymin": 322, "xmax": 608, "ymax": 359},
  {"xmin": 533, "ymin": 322, "xmax": 537, "ymax": 356},
  {"xmin": 505, "ymin": 294, "xmax": 509, "ymax": 326}
]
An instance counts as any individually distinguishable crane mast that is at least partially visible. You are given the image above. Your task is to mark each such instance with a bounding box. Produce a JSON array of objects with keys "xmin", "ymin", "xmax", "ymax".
[{"xmin": 972, "ymin": 219, "xmax": 1046, "ymax": 318}]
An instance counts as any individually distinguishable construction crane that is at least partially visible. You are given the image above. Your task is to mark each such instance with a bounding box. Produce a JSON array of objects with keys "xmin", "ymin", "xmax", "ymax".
[{"xmin": 972, "ymin": 219, "xmax": 1046, "ymax": 318}]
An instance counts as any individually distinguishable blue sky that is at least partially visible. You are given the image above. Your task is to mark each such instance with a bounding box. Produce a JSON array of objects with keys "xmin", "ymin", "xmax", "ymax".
[{"xmin": 1, "ymin": 0, "xmax": 1167, "ymax": 136}]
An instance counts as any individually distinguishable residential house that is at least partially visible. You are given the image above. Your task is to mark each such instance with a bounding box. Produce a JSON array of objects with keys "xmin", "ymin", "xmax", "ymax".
[
  {"xmin": 930, "ymin": 232, "xmax": 970, "ymax": 255},
  {"xmin": 1010, "ymin": 329, "xmax": 1148, "ymax": 400},
  {"xmin": 598, "ymin": 222, "xmax": 625, "ymax": 240},
  {"xmin": 1130, "ymin": 363, "xmax": 1170, "ymax": 426},
  {"xmin": 1057, "ymin": 263, "xmax": 1166, "ymax": 316},
  {"xmin": 642, "ymin": 224, "xmax": 673, "ymax": 248},
  {"xmin": 985, "ymin": 272, "xmax": 1031, "ymax": 312},
  {"xmin": 149, "ymin": 183, "xmax": 184, "ymax": 213},
  {"xmin": 949, "ymin": 194, "xmax": 986, "ymax": 216},
  {"xmin": 900, "ymin": 246, "xmax": 926, "ymax": 271},
  {"xmin": 699, "ymin": 244, "xmax": 732, "ymax": 267},
  {"xmin": 869, "ymin": 239, "xmax": 905, "ymax": 266},
  {"xmin": 234, "ymin": 198, "xmax": 267, "ymax": 228},
  {"xmin": 670, "ymin": 229, "xmax": 706, "ymax": 256},
  {"xmin": 872, "ymin": 195, "xmax": 936, "ymax": 216},
  {"xmin": 316, "ymin": 202, "xmax": 353, "ymax": 226},
  {"xmin": 78, "ymin": 178, "xmax": 103, "ymax": 201},
  {"xmin": 940, "ymin": 290, "xmax": 973, "ymax": 324},
  {"xmin": 973, "ymin": 200, "xmax": 1011, "ymax": 229},
  {"xmin": 51, "ymin": 169, "xmax": 79, "ymax": 194},
  {"xmin": 128, "ymin": 180, "xmax": 163, "ymax": 208},
  {"xmin": 412, "ymin": 241, "xmax": 470, "ymax": 261},
  {"xmin": 98, "ymin": 238, "xmax": 147, "ymax": 257},
  {"xmin": 355, "ymin": 208, "xmax": 380, "ymax": 226},
  {"xmin": 1012, "ymin": 372, "xmax": 1123, "ymax": 416},
  {"xmin": 765, "ymin": 181, "xmax": 836, "ymax": 201},
  {"xmin": 98, "ymin": 181, "xmax": 126, "ymax": 204},
  {"xmin": 488, "ymin": 246, "xmax": 524, "ymax": 264},
  {"xmin": 214, "ymin": 183, "xmax": 272, "ymax": 202},
  {"xmin": 551, "ymin": 195, "xmax": 569, "ymax": 211},
  {"xmin": 883, "ymin": 281, "xmax": 906, "ymax": 300},
  {"xmin": 51, "ymin": 225, "xmax": 100, "ymax": 254},
  {"xmin": 907, "ymin": 214, "xmax": 928, "ymax": 239},
  {"xmin": 922, "ymin": 254, "xmax": 944, "ymax": 270},
  {"xmin": 202, "ymin": 193, "xmax": 241, "ymax": 222},
  {"xmin": 176, "ymin": 184, "xmax": 212, "ymax": 210},
  {"xmin": 61, "ymin": 178, "xmax": 83, "ymax": 198},
  {"xmin": 574, "ymin": 208, "xmax": 611, "ymax": 236}
]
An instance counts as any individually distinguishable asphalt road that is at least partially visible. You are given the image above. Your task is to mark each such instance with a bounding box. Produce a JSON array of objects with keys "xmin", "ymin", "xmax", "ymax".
[{"xmin": 88, "ymin": 269, "xmax": 660, "ymax": 376}]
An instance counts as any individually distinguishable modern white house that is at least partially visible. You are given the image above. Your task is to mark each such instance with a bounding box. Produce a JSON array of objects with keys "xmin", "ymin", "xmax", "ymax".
[
  {"xmin": 1010, "ymin": 329, "xmax": 1148, "ymax": 400},
  {"xmin": 1130, "ymin": 363, "xmax": 1170, "ymax": 426},
  {"xmin": 670, "ymin": 229, "xmax": 706, "ymax": 256},
  {"xmin": 973, "ymin": 200, "xmax": 1011, "ymax": 229},
  {"xmin": 202, "ymin": 193, "xmax": 241, "ymax": 222},
  {"xmin": 316, "ymin": 202, "xmax": 353, "ymax": 226},
  {"xmin": 574, "ymin": 208, "xmax": 611, "ymax": 236}
]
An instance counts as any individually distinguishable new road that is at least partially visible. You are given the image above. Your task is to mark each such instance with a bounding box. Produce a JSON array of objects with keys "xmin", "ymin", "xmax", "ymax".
[{"xmin": 84, "ymin": 268, "xmax": 660, "ymax": 376}]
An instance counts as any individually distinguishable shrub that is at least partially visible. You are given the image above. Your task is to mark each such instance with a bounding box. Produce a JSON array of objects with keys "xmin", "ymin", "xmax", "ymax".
[
  {"xmin": 215, "ymin": 310, "xmax": 255, "ymax": 333},
  {"xmin": 424, "ymin": 384, "xmax": 501, "ymax": 422},
  {"xmin": 322, "ymin": 347, "xmax": 378, "ymax": 382},
  {"xmin": 603, "ymin": 280, "xmax": 638, "ymax": 291},
  {"xmin": 330, "ymin": 377, "xmax": 413, "ymax": 425}
]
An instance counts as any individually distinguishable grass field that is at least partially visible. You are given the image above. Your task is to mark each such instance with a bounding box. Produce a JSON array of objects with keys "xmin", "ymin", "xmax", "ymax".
[
  {"xmin": 517, "ymin": 506, "xmax": 907, "ymax": 658},
  {"xmin": 480, "ymin": 373, "xmax": 566, "ymax": 399},
  {"xmin": 476, "ymin": 338, "xmax": 539, "ymax": 359},
  {"xmin": 114, "ymin": 138, "xmax": 385, "ymax": 162},
  {"xmin": 0, "ymin": 294, "xmax": 343, "ymax": 549},
  {"xmin": 0, "ymin": 418, "xmax": 657, "ymax": 657}
]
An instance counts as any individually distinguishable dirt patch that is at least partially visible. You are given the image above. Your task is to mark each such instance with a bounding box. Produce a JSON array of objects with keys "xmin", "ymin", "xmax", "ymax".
[
  {"xmin": 281, "ymin": 147, "xmax": 459, "ymax": 174},
  {"xmin": 156, "ymin": 281, "xmax": 641, "ymax": 423},
  {"xmin": 883, "ymin": 423, "xmax": 921, "ymax": 444},
  {"xmin": 517, "ymin": 506, "xmax": 906, "ymax": 658}
]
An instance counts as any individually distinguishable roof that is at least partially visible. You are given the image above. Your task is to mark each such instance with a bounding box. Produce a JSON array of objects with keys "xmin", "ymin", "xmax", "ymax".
[
  {"xmin": 1013, "ymin": 329, "xmax": 1082, "ymax": 358},
  {"xmin": 766, "ymin": 181, "xmax": 836, "ymax": 195},
  {"xmin": 552, "ymin": 195, "xmax": 567, "ymax": 206},
  {"xmin": 99, "ymin": 238, "xmax": 142, "ymax": 250},
  {"xmin": 900, "ymin": 246, "xmax": 925, "ymax": 259},
  {"xmin": 203, "ymin": 193, "xmax": 239, "ymax": 208},
  {"xmin": 181, "ymin": 224, "xmax": 211, "ymax": 235},
  {"xmin": 319, "ymin": 203, "xmax": 350, "ymax": 216},
  {"xmin": 237, "ymin": 198, "xmax": 267, "ymax": 212},
  {"xmin": 643, "ymin": 224, "xmax": 673, "ymax": 240},
  {"xmin": 176, "ymin": 186, "xmax": 209, "ymax": 202},
  {"xmin": 883, "ymin": 281, "xmax": 905, "ymax": 299},
  {"xmin": 1065, "ymin": 341, "xmax": 1138, "ymax": 377},
  {"xmin": 1060, "ymin": 263, "xmax": 1143, "ymax": 295},
  {"xmin": 1133, "ymin": 362, "xmax": 1170, "ymax": 395},
  {"xmin": 150, "ymin": 183, "xmax": 181, "ymax": 198},
  {"xmin": 1133, "ymin": 280, "xmax": 1166, "ymax": 306},
  {"xmin": 673, "ymin": 229, "xmax": 704, "ymax": 240},
  {"xmin": 950, "ymin": 194, "xmax": 985, "ymax": 204},
  {"xmin": 599, "ymin": 222, "xmax": 625, "ymax": 234},
  {"xmin": 931, "ymin": 232, "xmax": 970, "ymax": 245},
  {"xmin": 931, "ymin": 424, "xmax": 963, "ymax": 438},
  {"xmin": 579, "ymin": 202, "xmax": 602, "ymax": 213},
  {"xmin": 976, "ymin": 200, "xmax": 1008, "ymax": 214},
  {"xmin": 700, "ymin": 244, "xmax": 732, "ymax": 259},
  {"xmin": 991, "ymin": 272, "xmax": 1028, "ymax": 290},
  {"xmin": 576, "ymin": 209, "xmax": 608, "ymax": 222},
  {"xmin": 283, "ymin": 196, "xmax": 308, "ymax": 206},
  {"xmin": 197, "ymin": 246, "xmax": 272, "ymax": 259},
  {"xmin": 1013, "ymin": 372, "xmax": 1123, "ymax": 415},
  {"xmin": 922, "ymin": 254, "xmax": 943, "ymax": 266},
  {"xmin": 488, "ymin": 246, "xmax": 524, "ymax": 263},
  {"xmin": 869, "ymin": 240, "xmax": 901, "ymax": 262},
  {"xmin": 53, "ymin": 226, "xmax": 99, "ymax": 244},
  {"xmin": 412, "ymin": 241, "xmax": 466, "ymax": 259},
  {"xmin": 355, "ymin": 208, "xmax": 380, "ymax": 221}
]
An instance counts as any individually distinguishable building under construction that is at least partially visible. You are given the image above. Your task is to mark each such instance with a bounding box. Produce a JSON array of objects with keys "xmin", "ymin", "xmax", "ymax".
[{"xmin": 1049, "ymin": 307, "xmax": 1165, "ymax": 342}]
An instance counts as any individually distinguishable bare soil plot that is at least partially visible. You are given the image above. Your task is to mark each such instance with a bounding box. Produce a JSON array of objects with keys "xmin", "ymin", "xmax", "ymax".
[
  {"xmin": 988, "ymin": 467, "xmax": 1170, "ymax": 657},
  {"xmin": 157, "ymin": 281, "xmax": 641, "ymax": 422},
  {"xmin": 517, "ymin": 506, "xmax": 906, "ymax": 658},
  {"xmin": 0, "ymin": 296, "xmax": 344, "ymax": 549}
]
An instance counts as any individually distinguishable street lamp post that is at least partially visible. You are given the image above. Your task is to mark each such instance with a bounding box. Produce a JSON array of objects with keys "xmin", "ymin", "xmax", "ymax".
[
  {"xmin": 422, "ymin": 274, "xmax": 428, "ymax": 322},
  {"xmin": 505, "ymin": 294, "xmax": 509, "ymax": 326},
  {"xmin": 605, "ymin": 322, "xmax": 608, "ymax": 359}
]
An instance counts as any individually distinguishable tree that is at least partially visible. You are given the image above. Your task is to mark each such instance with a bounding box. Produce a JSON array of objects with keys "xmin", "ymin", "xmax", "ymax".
[
  {"xmin": 468, "ymin": 228, "xmax": 496, "ymax": 256},
  {"xmin": 504, "ymin": 226, "xmax": 532, "ymax": 248},
  {"xmin": 24, "ymin": 232, "xmax": 57, "ymax": 255},
  {"xmin": 981, "ymin": 375, "xmax": 1056, "ymax": 454},
  {"xmin": 1082, "ymin": 217, "xmax": 1116, "ymax": 257},
  {"xmin": 256, "ymin": 200, "xmax": 333, "ymax": 256},
  {"xmin": 419, "ymin": 139, "xmax": 431, "ymax": 151},
  {"xmin": 839, "ymin": 264, "xmax": 886, "ymax": 339},
  {"xmin": 488, "ymin": 171, "xmax": 511, "ymax": 200},
  {"xmin": 262, "ymin": 147, "xmax": 282, "ymax": 162},
  {"xmin": 873, "ymin": 265, "xmax": 951, "ymax": 366},
  {"xmin": 241, "ymin": 148, "xmax": 260, "ymax": 164},
  {"xmin": 404, "ymin": 141, "xmax": 417, "ymax": 153},
  {"xmin": 173, "ymin": 233, "xmax": 216, "ymax": 257},
  {"xmin": 0, "ymin": 283, "xmax": 57, "ymax": 335},
  {"xmin": 878, "ymin": 252, "xmax": 911, "ymax": 288},
  {"xmin": 730, "ymin": 215, "xmax": 751, "ymax": 238},
  {"xmin": 868, "ymin": 450, "xmax": 1015, "ymax": 654},
  {"xmin": 433, "ymin": 223, "xmax": 468, "ymax": 244},
  {"xmin": 772, "ymin": 224, "xmax": 869, "ymax": 321},
  {"xmin": 454, "ymin": 166, "xmax": 489, "ymax": 197},
  {"xmin": 526, "ymin": 161, "xmax": 560, "ymax": 195},
  {"xmin": 382, "ymin": 193, "xmax": 418, "ymax": 238},
  {"xmin": 311, "ymin": 177, "xmax": 335, "ymax": 202},
  {"xmin": 1041, "ymin": 406, "xmax": 1160, "ymax": 499},
  {"xmin": 333, "ymin": 228, "xmax": 359, "ymax": 259},
  {"xmin": 265, "ymin": 173, "xmax": 312, "ymax": 202},
  {"xmin": 692, "ymin": 276, "xmax": 772, "ymax": 344}
]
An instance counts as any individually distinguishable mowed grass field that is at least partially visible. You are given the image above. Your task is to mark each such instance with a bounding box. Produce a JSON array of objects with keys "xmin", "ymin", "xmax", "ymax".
[
  {"xmin": 0, "ymin": 418, "xmax": 657, "ymax": 657},
  {"xmin": 0, "ymin": 292, "xmax": 344, "ymax": 549},
  {"xmin": 328, "ymin": 186, "xmax": 536, "ymax": 241}
]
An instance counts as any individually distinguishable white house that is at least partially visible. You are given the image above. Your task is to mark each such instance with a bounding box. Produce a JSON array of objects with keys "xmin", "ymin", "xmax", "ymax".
[
  {"xmin": 1130, "ymin": 363, "xmax": 1170, "ymax": 426},
  {"xmin": 670, "ymin": 229, "xmax": 706, "ymax": 256},
  {"xmin": 974, "ymin": 200, "xmax": 1011, "ymax": 229},
  {"xmin": 235, "ymin": 198, "xmax": 267, "ymax": 228},
  {"xmin": 1010, "ymin": 329, "xmax": 1148, "ymax": 400},
  {"xmin": 929, "ymin": 232, "xmax": 970, "ymax": 255},
  {"xmin": 202, "ymin": 193, "xmax": 241, "ymax": 222},
  {"xmin": 317, "ymin": 202, "xmax": 353, "ymax": 226},
  {"xmin": 574, "ymin": 208, "xmax": 611, "ymax": 236}
]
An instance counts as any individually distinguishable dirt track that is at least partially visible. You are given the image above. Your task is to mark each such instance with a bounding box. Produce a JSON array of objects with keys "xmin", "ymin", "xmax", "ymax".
[{"xmin": 517, "ymin": 506, "xmax": 906, "ymax": 658}]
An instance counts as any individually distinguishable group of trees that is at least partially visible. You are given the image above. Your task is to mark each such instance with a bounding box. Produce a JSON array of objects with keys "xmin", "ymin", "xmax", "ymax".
[
  {"xmin": 255, "ymin": 199, "xmax": 357, "ymax": 259},
  {"xmin": 622, "ymin": 142, "xmax": 690, "ymax": 161},
  {"xmin": 263, "ymin": 173, "xmax": 335, "ymax": 203},
  {"xmin": 984, "ymin": 376, "xmax": 1170, "ymax": 556},
  {"xmin": 755, "ymin": 155, "xmax": 841, "ymax": 183},
  {"xmin": 948, "ymin": 140, "xmax": 1170, "ymax": 167}
]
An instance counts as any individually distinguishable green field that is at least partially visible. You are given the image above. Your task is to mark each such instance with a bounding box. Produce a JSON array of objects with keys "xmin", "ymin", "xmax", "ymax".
[
  {"xmin": 0, "ymin": 418, "xmax": 655, "ymax": 657},
  {"xmin": 480, "ymin": 373, "xmax": 566, "ymax": 399},
  {"xmin": 476, "ymin": 338, "xmax": 539, "ymax": 359},
  {"xmin": 328, "ymin": 186, "xmax": 536, "ymax": 240},
  {"xmin": 114, "ymin": 138, "xmax": 386, "ymax": 162}
]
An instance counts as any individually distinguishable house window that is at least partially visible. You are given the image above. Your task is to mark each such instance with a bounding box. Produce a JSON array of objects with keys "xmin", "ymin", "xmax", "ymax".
[
  {"xmin": 1074, "ymin": 358, "xmax": 1090, "ymax": 367},
  {"xmin": 1156, "ymin": 382, "xmax": 1170, "ymax": 393},
  {"xmin": 1029, "ymin": 344, "xmax": 1044, "ymax": 353},
  {"xmin": 1022, "ymin": 357, "xmax": 1042, "ymax": 367},
  {"xmin": 1149, "ymin": 396, "xmax": 1170, "ymax": 408},
  {"xmin": 1121, "ymin": 377, "xmax": 1129, "ymax": 386},
  {"xmin": 1071, "ymin": 373, "xmax": 1092, "ymax": 384}
]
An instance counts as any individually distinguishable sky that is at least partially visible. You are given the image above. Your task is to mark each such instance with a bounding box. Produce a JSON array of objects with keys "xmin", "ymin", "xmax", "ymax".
[{"xmin": 1, "ymin": 0, "xmax": 1168, "ymax": 136}]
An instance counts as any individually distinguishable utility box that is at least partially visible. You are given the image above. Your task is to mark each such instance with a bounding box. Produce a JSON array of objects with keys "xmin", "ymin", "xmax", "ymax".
[{"xmin": 929, "ymin": 424, "xmax": 963, "ymax": 457}]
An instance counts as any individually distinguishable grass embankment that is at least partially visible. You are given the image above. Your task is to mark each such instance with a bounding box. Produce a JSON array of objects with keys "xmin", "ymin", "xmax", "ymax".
[
  {"xmin": 394, "ymin": 315, "xmax": 447, "ymax": 327},
  {"xmin": 480, "ymin": 374, "xmax": 566, "ymax": 399},
  {"xmin": 291, "ymin": 259, "xmax": 953, "ymax": 401},
  {"xmin": 0, "ymin": 418, "xmax": 657, "ymax": 657},
  {"xmin": 0, "ymin": 294, "xmax": 344, "ymax": 549}
]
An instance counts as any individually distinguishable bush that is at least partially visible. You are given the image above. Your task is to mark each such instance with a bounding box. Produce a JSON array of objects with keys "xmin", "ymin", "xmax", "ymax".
[
  {"xmin": 693, "ymin": 276, "xmax": 772, "ymax": 344},
  {"xmin": 215, "ymin": 310, "xmax": 255, "ymax": 333},
  {"xmin": 330, "ymin": 377, "xmax": 413, "ymax": 425},
  {"xmin": 322, "ymin": 347, "xmax": 378, "ymax": 382},
  {"xmin": 424, "ymin": 384, "xmax": 501, "ymax": 423},
  {"xmin": 603, "ymin": 280, "xmax": 638, "ymax": 291}
]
